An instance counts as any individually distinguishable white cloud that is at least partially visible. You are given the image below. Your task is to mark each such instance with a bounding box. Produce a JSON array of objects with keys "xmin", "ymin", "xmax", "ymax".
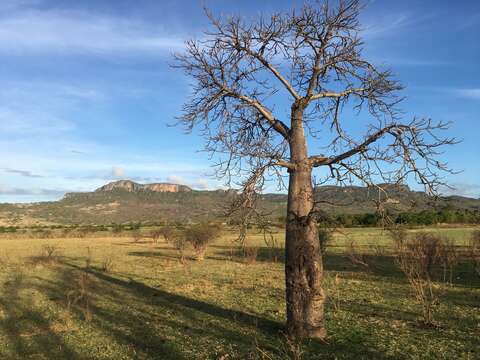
[
  {"xmin": 0, "ymin": 9, "xmax": 185, "ymax": 55},
  {"xmin": 166, "ymin": 175, "xmax": 185, "ymax": 184},
  {"xmin": 166, "ymin": 174, "xmax": 218, "ymax": 190},
  {"xmin": 111, "ymin": 166, "xmax": 126, "ymax": 178},
  {"xmin": 191, "ymin": 178, "xmax": 210, "ymax": 190}
]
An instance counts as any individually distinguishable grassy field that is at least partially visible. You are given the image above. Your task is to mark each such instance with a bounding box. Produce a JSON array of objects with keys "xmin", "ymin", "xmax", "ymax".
[{"xmin": 0, "ymin": 227, "xmax": 478, "ymax": 359}]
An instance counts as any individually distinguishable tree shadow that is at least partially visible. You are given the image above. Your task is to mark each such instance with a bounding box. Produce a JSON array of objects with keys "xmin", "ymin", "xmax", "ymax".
[
  {"xmin": 29, "ymin": 258, "xmax": 284, "ymax": 359},
  {"xmin": 0, "ymin": 269, "xmax": 81, "ymax": 359}
]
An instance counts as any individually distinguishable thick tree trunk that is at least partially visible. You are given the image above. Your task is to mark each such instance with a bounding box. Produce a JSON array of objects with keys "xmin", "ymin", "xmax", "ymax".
[{"xmin": 285, "ymin": 103, "xmax": 326, "ymax": 339}]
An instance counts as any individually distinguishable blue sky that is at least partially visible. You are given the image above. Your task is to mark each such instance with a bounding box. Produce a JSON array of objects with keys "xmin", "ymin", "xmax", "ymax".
[{"xmin": 0, "ymin": 0, "xmax": 479, "ymax": 202}]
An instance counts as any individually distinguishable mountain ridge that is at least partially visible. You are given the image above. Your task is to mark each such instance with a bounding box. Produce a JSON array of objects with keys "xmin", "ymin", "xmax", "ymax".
[
  {"xmin": 94, "ymin": 180, "xmax": 192, "ymax": 194},
  {"xmin": 0, "ymin": 180, "xmax": 479, "ymax": 226}
]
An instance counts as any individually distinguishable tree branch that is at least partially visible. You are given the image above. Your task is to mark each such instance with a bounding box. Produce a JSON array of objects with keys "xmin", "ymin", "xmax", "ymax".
[
  {"xmin": 310, "ymin": 87, "xmax": 367, "ymax": 101},
  {"xmin": 310, "ymin": 124, "xmax": 408, "ymax": 167}
]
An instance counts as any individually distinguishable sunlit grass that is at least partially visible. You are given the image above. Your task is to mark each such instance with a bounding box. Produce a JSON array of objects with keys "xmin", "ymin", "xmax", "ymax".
[{"xmin": 0, "ymin": 226, "xmax": 478, "ymax": 359}]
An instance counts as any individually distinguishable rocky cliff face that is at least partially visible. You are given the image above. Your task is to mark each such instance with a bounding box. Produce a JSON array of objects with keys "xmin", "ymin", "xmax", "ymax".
[{"xmin": 95, "ymin": 180, "xmax": 192, "ymax": 193}]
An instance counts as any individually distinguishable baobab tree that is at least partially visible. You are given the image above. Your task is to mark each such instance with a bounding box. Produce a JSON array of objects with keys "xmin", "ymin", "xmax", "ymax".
[{"xmin": 174, "ymin": 0, "xmax": 455, "ymax": 339}]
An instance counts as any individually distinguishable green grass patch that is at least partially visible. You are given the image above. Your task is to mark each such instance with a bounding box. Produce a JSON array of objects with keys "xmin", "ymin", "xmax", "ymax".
[{"xmin": 0, "ymin": 227, "xmax": 478, "ymax": 359}]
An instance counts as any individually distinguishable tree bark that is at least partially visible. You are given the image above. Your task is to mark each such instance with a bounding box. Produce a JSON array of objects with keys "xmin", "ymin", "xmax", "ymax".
[{"xmin": 285, "ymin": 103, "xmax": 326, "ymax": 339}]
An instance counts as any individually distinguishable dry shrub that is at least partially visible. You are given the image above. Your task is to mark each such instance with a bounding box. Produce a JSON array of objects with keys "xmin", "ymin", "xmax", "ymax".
[
  {"xmin": 371, "ymin": 243, "xmax": 388, "ymax": 257},
  {"xmin": 394, "ymin": 232, "xmax": 441, "ymax": 325},
  {"xmin": 328, "ymin": 273, "xmax": 342, "ymax": 312},
  {"xmin": 390, "ymin": 227, "xmax": 408, "ymax": 250},
  {"xmin": 158, "ymin": 226, "xmax": 176, "ymax": 243},
  {"xmin": 100, "ymin": 255, "xmax": 115, "ymax": 273},
  {"xmin": 438, "ymin": 239, "xmax": 459, "ymax": 284},
  {"xmin": 263, "ymin": 230, "xmax": 280, "ymax": 262},
  {"xmin": 35, "ymin": 229, "xmax": 53, "ymax": 239},
  {"xmin": 132, "ymin": 230, "xmax": 142, "ymax": 243},
  {"xmin": 150, "ymin": 230, "xmax": 163, "ymax": 243},
  {"xmin": 61, "ymin": 228, "xmax": 73, "ymax": 238},
  {"xmin": 85, "ymin": 247, "xmax": 92, "ymax": 269},
  {"xmin": 42, "ymin": 244, "xmax": 59, "ymax": 258},
  {"xmin": 32, "ymin": 244, "xmax": 61, "ymax": 264},
  {"xmin": 345, "ymin": 238, "xmax": 368, "ymax": 268},
  {"xmin": 185, "ymin": 223, "xmax": 220, "ymax": 261},
  {"xmin": 67, "ymin": 271, "xmax": 94, "ymax": 321},
  {"xmin": 279, "ymin": 333, "xmax": 305, "ymax": 360},
  {"xmin": 318, "ymin": 228, "xmax": 332, "ymax": 254},
  {"xmin": 244, "ymin": 246, "xmax": 259, "ymax": 264},
  {"xmin": 469, "ymin": 230, "xmax": 480, "ymax": 277},
  {"xmin": 161, "ymin": 227, "xmax": 188, "ymax": 263}
]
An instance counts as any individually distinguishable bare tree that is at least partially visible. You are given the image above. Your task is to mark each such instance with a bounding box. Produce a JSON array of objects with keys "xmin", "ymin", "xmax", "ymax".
[{"xmin": 174, "ymin": 0, "xmax": 456, "ymax": 339}]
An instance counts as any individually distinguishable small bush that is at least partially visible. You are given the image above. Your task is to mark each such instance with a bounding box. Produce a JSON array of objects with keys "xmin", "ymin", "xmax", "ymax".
[
  {"xmin": 469, "ymin": 230, "xmax": 480, "ymax": 277},
  {"xmin": 100, "ymin": 255, "xmax": 115, "ymax": 273},
  {"xmin": 394, "ymin": 232, "xmax": 441, "ymax": 325},
  {"xmin": 41, "ymin": 244, "xmax": 60, "ymax": 262},
  {"xmin": 346, "ymin": 238, "xmax": 368, "ymax": 268},
  {"xmin": 150, "ymin": 230, "xmax": 163, "ymax": 243},
  {"xmin": 244, "ymin": 246, "xmax": 259, "ymax": 264},
  {"xmin": 172, "ymin": 234, "xmax": 188, "ymax": 263},
  {"xmin": 158, "ymin": 226, "xmax": 176, "ymax": 243},
  {"xmin": 111, "ymin": 224, "xmax": 123, "ymax": 235},
  {"xmin": 438, "ymin": 239, "xmax": 459, "ymax": 284},
  {"xmin": 67, "ymin": 271, "xmax": 94, "ymax": 321},
  {"xmin": 318, "ymin": 228, "xmax": 332, "ymax": 254},
  {"xmin": 132, "ymin": 230, "xmax": 142, "ymax": 243},
  {"xmin": 185, "ymin": 223, "xmax": 220, "ymax": 261}
]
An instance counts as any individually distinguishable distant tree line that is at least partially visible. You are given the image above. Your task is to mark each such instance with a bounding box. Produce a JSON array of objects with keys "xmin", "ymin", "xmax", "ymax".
[{"xmin": 323, "ymin": 208, "xmax": 480, "ymax": 227}]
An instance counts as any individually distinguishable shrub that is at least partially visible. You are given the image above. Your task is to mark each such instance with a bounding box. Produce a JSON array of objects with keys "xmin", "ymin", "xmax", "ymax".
[
  {"xmin": 185, "ymin": 223, "xmax": 220, "ymax": 261},
  {"xmin": 158, "ymin": 226, "xmax": 176, "ymax": 243},
  {"xmin": 67, "ymin": 271, "xmax": 94, "ymax": 321},
  {"xmin": 100, "ymin": 255, "xmax": 115, "ymax": 273},
  {"xmin": 318, "ymin": 228, "xmax": 332, "ymax": 254},
  {"xmin": 111, "ymin": 224, "xmax": 123, "ymax": 235},
  {"xmin": 469, "ymin": 230, "xmax": 480, "ymax": 277},
  {"xmin": 438, "ymin": 238, "xmax": 459, "ymax": 284},
  {"xmin": 132, "ymin": 230, "xmax": 142, "ymax": 243},
  {"xmin": 150, "ymin": 230, "xmax": 163, "ymax": 243},
  {"xmin": 41, "ymin": 244, "xmax": 60, "ymax": 262},
  {"xmin": 345, "ymin": 238, "xmax": 368, "ymax": 268},
  {"xmin": 76, "ymin": 228, "xmax": 90, "ymax": 238},
  {"xmin": 244, "ymin": 246, "xmax": 259, "ymax": 264},
  {"xmin": 394, "ymin": 232, "xmax": 441, "ymax": 325},
  {"xmin": 172, "ymin": 232, "xmax": 188, "ymax": 263}
]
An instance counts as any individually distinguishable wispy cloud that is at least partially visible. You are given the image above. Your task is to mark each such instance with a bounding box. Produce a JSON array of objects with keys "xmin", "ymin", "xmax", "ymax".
[
  {"xmin": 441, "ymin": 183, "xmax": 480, "ymax": 199},
  {"xmin": 0, "ymin": 184, "xmax": 66, "ymax": 197},
  {"xmin": 0, "ymin": 107, "xmax": 75, "ymax": 135},
  {"xmin": 361, "ymin": 12, "xmax": 435, "ymax": 39},
  {"xmin": 3, "ymin": 168, "xmax": 44, "ymax": 178},
  {"xmin": 452, "ymin": 88, "xmax": 480, "ymax": 100},
  {"xmin": 429, "ymin": 87, "xmax": 480, "ymax": 101},
  {"xmin": 0, "ymin": 9, "xmax": 185, "ymax": 55}
]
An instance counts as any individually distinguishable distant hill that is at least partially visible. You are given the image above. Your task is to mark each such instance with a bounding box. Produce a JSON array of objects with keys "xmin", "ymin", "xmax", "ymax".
[
  {"xmin": 93, "ymin": 180, "xmax": 192, "ymax": 194},
  {"xmin": 0, "ymin": 180, "xmax": 479, "ymax": 226}
]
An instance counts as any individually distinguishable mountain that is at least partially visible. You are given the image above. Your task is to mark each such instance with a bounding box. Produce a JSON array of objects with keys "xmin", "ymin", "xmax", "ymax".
[
  {"xmin": 0, "ymin": 180, "xmax": 479, "ymax": 226},
  {"xmin": 94, "ymin": 180, "xmax": 192, "ymax": 193}
]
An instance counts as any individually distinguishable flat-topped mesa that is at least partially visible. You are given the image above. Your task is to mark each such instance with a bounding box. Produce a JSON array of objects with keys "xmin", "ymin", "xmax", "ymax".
[{"xmin": 95, "ymin": 180, "xmax": 192, "ymax": 193}]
